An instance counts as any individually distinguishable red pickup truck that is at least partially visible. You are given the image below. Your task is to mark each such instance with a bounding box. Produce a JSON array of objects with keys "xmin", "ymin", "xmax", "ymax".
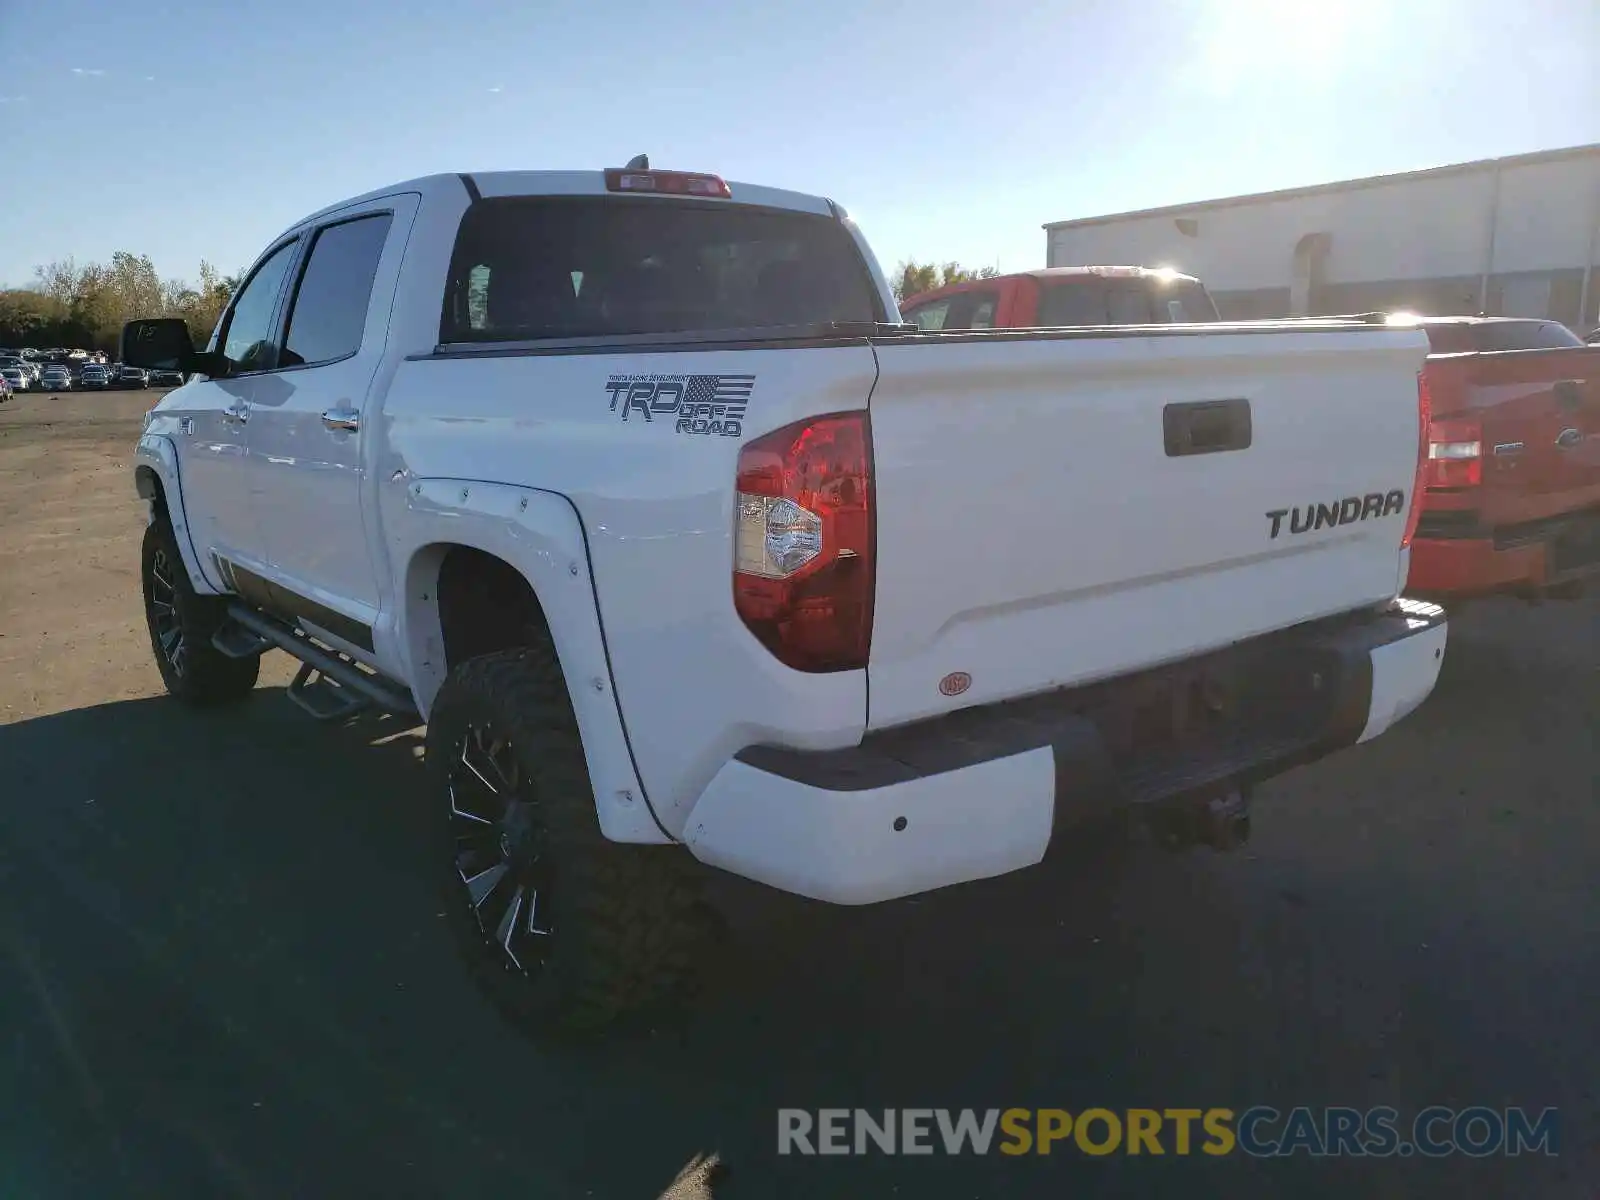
[
  {"xmin": 899, "ymin": 266, "xmax": 1221, "ymax": 330},
  {"xmin": 1410, "ymin": 317, "xmax": 1600, "ymax": 602}
]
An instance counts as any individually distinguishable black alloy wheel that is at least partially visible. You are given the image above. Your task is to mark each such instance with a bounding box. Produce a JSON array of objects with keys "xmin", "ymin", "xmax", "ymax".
[
  {"xmin": 446, "ymin": 719, "xmax": 556, "ymax": 977},
  {"xmin": 147, "ymin": 541, "xmax": 188, "ymax": 678}
]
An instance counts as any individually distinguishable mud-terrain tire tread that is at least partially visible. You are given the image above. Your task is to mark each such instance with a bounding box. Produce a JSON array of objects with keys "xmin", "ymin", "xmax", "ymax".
[
  {"xmin": 141, "ymin": 520, "xmax": 259, "ymax": 705},
  {"xmin": 426, "ymin": 642, "xmax": 707, "ymax": 1037}
]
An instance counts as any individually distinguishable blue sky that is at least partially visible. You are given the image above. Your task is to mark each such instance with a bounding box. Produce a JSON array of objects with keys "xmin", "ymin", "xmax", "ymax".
[{"xmin": 1, "ymin": 0, "xmax": 1596, "ymax": 290}]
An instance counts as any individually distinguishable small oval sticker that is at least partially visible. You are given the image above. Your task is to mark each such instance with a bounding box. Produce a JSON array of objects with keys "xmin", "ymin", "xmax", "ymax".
[{"xmin": 939, "ymin": 671, "xmax": 972, "ymax": 697}]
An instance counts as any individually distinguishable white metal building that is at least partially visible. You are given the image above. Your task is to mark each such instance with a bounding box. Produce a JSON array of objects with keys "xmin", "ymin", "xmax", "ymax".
[{"xmin": 1043, "ymin": 143, "xmax": 1600, "ymax": 330}]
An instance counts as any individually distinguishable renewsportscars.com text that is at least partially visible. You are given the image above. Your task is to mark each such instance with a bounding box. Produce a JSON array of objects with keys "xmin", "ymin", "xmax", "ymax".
[{"xmin": 777, "ymin": 1106, "xmax": 1558, "ymax": 1158}]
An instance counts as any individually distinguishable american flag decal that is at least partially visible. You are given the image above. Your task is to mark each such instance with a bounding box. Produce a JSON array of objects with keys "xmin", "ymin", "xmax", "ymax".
[{"xmin": 602, "ymin": 373, "xmax": 755, "ymax": 438}]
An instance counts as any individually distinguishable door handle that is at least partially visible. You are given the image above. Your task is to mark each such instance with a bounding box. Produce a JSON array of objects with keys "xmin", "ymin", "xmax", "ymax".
[
  {"xmin": 1163, "ymin": 398, "xmax": 1253, "ymax": 457},
  {"xmin": 1553, "ymin": 380, "xmax": 1583, "ymax": 409},
  {"xmin": 321, "ymin": 409, "xmax": 360, "ymax": 432},
  {"xmin": 224, "ymin": 402, "xmax": 250, "ymax": 424}
]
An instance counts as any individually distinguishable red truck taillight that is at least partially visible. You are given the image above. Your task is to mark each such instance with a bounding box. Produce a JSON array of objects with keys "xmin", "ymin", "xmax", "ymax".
[
  {"xmin": 1424, "ymin": 415, "xmax": 1483, "ymax": 491},
  {"xmin": 1401, "ymin": 370, "xmax": 1433, "ymax": 549},
  {"xmin": 733, "ymin": 412, "xmax": 874, "ymax": 672},
  {"xmin": 1420, "ymin": 364, "xmax": 1482, "ymax": 498}
]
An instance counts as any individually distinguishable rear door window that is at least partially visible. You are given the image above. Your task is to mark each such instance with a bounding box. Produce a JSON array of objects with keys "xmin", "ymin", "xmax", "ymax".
[
  {"xmin": 442, "ymin": 198, "xmax": 880, "ymax": 343},
  {"xmin": 281, "ymin": 213, "xmax": 393, "ymax": 368}
]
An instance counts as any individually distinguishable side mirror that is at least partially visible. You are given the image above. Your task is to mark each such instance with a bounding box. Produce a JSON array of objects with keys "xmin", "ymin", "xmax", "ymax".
[
  {"xmin": 120, "ymin": 319, "xmax": 230, "ymax": 376},
  {"xmin": 121, "ymin": 318, "xmax": 193, "ymax": 371}
]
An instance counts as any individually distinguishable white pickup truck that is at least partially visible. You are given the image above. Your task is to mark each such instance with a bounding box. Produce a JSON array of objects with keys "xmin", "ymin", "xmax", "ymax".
[{"xmin": 124, "ymin": 161, "xmax": 1447, "ymax": 1034}]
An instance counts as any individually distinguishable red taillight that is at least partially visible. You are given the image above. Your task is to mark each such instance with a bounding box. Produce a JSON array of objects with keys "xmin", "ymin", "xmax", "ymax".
[
  {"xmin": 1420, "ymin": 365, "xmax": 1483, "ymax": 497},
  {"xmin": 1424, "ymin": 414, "xmax": 1483, "ymax": 490},
  {"xmin": 1401, "ymin": 371, "xmax": 1432, "ymax": 549},
  {"xmin": 603, "ymin": 168, "xmax": 731, "ymax": 198},
  {"xmin": 733, "ymin": 412, "xmax": 874, "ymax": 672}
]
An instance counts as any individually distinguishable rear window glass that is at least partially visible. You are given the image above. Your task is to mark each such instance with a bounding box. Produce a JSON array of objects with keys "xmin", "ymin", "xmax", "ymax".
[
  {"xmin": 1035, "ymin": 281, "xmax": 1109, "ymax": 327},
  {"xmin": 1420, "ymin": 323, "xmax": 1476, "ymax": 354},
  {"xmin": 441, "ymin": 198, "xmax": 879, "ymax": 343},
  {"xmin": 1106, "ymin": 281, "xmax": 1152, "ymax": 325},
  {"xmin": 1036, "ymin": 277, "xmax": 1217, "ymax": 326},
  {"xmin": 1472, "ymin": 321, "xmax": 1584, "ymax": 352}
]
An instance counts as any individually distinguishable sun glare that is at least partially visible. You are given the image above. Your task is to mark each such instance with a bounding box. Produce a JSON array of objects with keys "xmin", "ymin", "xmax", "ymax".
[{"xmin": 1186, "ymin": 0, "xmax": 1386, "ymax": 94}]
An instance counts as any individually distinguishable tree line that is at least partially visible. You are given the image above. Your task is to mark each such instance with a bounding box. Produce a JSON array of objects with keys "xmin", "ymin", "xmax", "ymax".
[
  {"xmin": 0, "ymin": 255, "xmax": 242, "ymax": 353},
  {"xmin": 891, "ymin": 260, "xmax": 1001, "ymax": 302}
]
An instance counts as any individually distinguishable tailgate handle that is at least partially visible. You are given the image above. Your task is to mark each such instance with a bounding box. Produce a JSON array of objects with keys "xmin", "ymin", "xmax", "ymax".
[{"xmin": 1164, "ymin": 398, "xmax": 1252, "ymax": 457}]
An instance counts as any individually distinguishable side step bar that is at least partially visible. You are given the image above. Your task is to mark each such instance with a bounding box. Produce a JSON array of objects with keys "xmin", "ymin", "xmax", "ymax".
[
  {"xmin": 212, "ymin": 621, "xmax": 272, "ymax": 660},
  {"xmin": 217, "ymin": 604, "xmax": 418, "ymax": 720},
  {"xmin": 287, "ymin": 661, "xmax": 369, "ymax": 722}
]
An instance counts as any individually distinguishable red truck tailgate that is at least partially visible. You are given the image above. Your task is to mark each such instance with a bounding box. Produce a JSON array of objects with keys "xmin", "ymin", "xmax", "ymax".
[{"xmin": 1425, "ymin": 345, "xmax": 1600, "ymax": 528}]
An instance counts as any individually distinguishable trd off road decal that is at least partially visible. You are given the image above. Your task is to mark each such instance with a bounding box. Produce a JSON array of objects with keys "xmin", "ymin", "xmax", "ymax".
[{"xmin": 603, "ymin": 374, "xmax": 754, "ymax": 437}]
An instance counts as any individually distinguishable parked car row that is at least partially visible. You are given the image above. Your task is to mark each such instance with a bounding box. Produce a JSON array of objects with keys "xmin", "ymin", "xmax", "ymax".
[
  {"xmin": 0, "ymin": 345, "xmax": 188, "ymax": 390},
  {"xmin": 0, "ymin": 359, "xmax": 167, "ymax": 391}
]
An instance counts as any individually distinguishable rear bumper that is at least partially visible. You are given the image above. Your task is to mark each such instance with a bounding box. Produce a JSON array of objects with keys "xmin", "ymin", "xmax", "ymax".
[
  {"xmin": 683, "ymin": 599, "xmax": 1447, "ymax": 904},
  {"xmin": 1409, "ymin": 508, "xmax": 1600, "ymax": 596}
]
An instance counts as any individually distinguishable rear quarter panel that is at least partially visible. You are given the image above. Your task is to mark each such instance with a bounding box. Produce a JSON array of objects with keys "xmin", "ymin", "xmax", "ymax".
[{"xmin": 378, "ymin": 343, "xmax": 879, "ymax": 837}]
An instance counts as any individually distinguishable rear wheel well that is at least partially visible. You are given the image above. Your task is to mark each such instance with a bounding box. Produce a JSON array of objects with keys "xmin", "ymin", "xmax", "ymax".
[
  {"xmin": 135, "ymin": 464, "xmax": 169, "ymax": 521},
  {"xmin": 436, "ymin": 546, "xmax": 548, "ymax": 672}
]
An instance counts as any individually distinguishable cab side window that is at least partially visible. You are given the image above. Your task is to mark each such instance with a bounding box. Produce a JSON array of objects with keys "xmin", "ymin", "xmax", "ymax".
[
  {"xmin": 281, "ymin": 214, "xmax": 394, "ymax": 368},
  {"xmin": 220, "ymin": 242, "xmax": 298, "ymax": 373}
]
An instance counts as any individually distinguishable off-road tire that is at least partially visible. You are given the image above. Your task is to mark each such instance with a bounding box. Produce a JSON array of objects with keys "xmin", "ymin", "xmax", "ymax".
[
  {"xmin": 427, "ymin": 643, "xmax": 708, "ymax": 1037},
  {"xmin": 141, "ymin": 519, "xmax": 260, "ymax": 705}
]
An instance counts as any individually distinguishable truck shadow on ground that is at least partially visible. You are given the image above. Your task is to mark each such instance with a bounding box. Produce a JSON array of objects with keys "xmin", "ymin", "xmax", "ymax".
[{"xmin": 0, "ymin": 600, "xmax": 1593, "ymax": 1200}]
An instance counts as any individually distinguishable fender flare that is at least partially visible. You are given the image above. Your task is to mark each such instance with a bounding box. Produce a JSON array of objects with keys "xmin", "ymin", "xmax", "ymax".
[
  {"xmin": 393, "ymin": 479, "xmax": 669, "ymax": 845},
  {"xmin": 133, "ymin": 434, "xmax": 222, "ymax": 595}
]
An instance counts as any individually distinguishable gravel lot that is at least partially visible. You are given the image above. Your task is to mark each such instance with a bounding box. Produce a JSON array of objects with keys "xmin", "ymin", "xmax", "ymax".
[{"xmin": 0, "ymin": 390, "xmax": 1595, "ymax": 1199}]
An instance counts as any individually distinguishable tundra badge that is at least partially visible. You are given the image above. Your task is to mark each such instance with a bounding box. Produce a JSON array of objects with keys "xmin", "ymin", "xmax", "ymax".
[{"xmin": 1266, "ymin": 490, "xmax": 1406, "ymax": 539}]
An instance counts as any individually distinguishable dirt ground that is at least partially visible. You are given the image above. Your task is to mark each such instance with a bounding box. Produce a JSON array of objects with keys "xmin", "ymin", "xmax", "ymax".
[{"xmin": 0, "ymin": 389, "xmax": 1595, "ymax": 1198}]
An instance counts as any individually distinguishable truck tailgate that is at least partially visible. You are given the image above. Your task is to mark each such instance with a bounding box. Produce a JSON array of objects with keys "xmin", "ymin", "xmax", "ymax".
[
  {"xmin": 865, "ymin": 325, "xmax": 1429, "ymax": 730},
  {"xmin": 1427, "ymin": 346, "xmax": 1600, "ymax": 526}
]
